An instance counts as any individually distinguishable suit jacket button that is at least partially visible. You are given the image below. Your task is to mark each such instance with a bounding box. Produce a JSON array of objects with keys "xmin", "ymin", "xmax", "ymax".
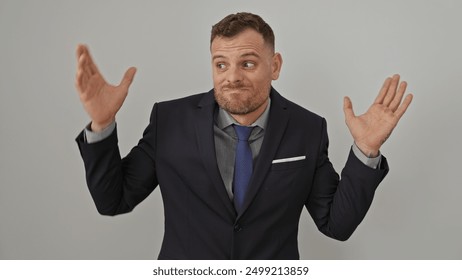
[{"xmin": 234, "ymin": 224, "xmax": 242, "ymax": 232}]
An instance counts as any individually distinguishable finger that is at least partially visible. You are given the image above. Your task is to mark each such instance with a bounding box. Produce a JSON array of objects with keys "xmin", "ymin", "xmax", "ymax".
[
  {"xmin": 383, "ymin": 74, "xmax": 400, "ymax": 106},
  {"xmin": 389, "ymin": 81, "xmax": 407, "ymax": 112},
  {"xmin": 75, "ymin": 70, "xmax": 85, "ymax": 93},
  {"xmin": 77, "ymin": 44, "xmax": 99, "ymax": 75},
  {"xmin": 119, "ymin": 67, "xmax": 137, "ymax": 89},
  {"xmin": 75, "ymin": 75, "xmax": 84, "ymax": 94},
  {"xmin": 374, "ymin": 76, "xmax": 392, "ymax": 104},
  {"xmin": 343, "ymin": 96, "xmax": 356, "ymax": 124},
  {"xmin": 76, "ymin": 44, "xmax": 91, "ymax": 75},
  {"xmin": 76, "ymin": 45, "xmax": 88, "ymax": 81},
  {"xmin": 77, "ymin": 51, "xmax": 93, "ymax": 82},
  {"xmin": 394, "ymin": 93, "xmax": 413, "ymax": 120},
  {"xmin": 77, "ymin": 56, "xmax": 92, "ymax": 89},
  {"xmin": 75, "ymin": 60, "xmax": 91, "ymax": 90},
  {"xmin": 76, "ymin": 44, "xmax": 86, "ymax": 60},
  {"xmin": 76, "ymin": 73, "xmax": 89, "ymax": 102}
]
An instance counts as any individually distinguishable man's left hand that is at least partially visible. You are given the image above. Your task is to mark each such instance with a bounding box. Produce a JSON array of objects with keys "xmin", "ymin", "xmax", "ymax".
[{"xmin": 343, "ymin": 74, "xmax": 413, "ymax": 157}]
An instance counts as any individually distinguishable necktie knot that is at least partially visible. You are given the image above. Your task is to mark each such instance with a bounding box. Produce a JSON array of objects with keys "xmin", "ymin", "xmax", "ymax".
[{"xmin": 233, "ymin": 124, "xmax": 253, "ymax": 141}]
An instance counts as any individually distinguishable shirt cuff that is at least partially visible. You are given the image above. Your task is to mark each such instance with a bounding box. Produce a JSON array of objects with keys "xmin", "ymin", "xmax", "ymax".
[
  {"xmin": 84, "ymin": 121, "xmax": 116, "ymax": 144},
  {"xmin": 351, "ymin": 142, "xmax": 381, "ymax": 169}
]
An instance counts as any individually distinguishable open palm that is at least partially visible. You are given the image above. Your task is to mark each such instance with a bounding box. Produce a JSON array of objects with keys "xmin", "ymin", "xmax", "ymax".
[
  {"xmin": 75, "ymin": 45, "xmax": 136, "ymax": 131},
  {"xmin": 344, "ymin": 74, "xmax": 413, "ymax": 157}
]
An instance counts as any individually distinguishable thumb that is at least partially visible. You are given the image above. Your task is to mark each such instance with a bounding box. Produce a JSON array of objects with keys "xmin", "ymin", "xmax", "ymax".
[
  {"xmin": 343, "ymin": 96, "xmax": 355, "ymax": 122},
  {"xmin": 120, "ymin": 67, "xmax": 137, "ymax": 89}
]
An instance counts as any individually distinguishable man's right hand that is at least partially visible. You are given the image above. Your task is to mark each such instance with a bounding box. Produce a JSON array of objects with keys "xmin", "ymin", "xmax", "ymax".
[{"xmin": 75, "ymin": 44, "xmax": 137, "ymax": 132}]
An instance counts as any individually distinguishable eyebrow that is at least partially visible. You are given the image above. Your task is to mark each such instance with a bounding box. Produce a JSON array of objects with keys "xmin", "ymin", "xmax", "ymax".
[
  {"xmin": 212, "ymin": 54, "xmax": 226, "ymax": 61},
  {"xmin": 212, "ymin": 52, "xmax": 261, "ymax": 61},
  {"xmin": 240, "ymin": 52, "xmax": 260, "ymax": 58}
]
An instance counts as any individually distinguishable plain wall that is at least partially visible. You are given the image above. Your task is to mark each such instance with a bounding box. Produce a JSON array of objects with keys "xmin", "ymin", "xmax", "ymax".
[{"xmin": 1, "ymin": 0, "xmax": 461, "ymax": 259}]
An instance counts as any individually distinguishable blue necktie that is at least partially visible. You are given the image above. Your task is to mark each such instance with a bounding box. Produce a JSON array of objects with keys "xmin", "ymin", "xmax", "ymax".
[{"xmin": 233, "ymin": 124, "xmax": 254, "ymax": 214}]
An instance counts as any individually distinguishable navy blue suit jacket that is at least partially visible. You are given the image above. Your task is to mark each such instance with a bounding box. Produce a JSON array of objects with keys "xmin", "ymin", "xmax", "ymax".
[{"xmin": 76, "ymin": 88, "xmax": 388, "ymax": 259}]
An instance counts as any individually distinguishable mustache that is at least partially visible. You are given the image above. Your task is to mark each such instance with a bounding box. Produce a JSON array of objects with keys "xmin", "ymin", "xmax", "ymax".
[{"xmin": 221, "ymin": 83, "xmax": 248, "ymax": 91}]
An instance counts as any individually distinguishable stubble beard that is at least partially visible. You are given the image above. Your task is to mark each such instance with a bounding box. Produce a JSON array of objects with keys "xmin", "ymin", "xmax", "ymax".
[{"xmin": 214, "ymin": 84, "xmax": 270, "ymax": 115}]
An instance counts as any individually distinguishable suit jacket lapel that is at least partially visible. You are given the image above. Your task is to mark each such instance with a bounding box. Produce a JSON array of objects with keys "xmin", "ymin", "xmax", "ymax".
[
  {"xmin": 237, "ymin": 88, "xmax": 290, "ymax": 219},
  {"xmin": 194, "ymin": 90, "xmax": 236, "ymax": 218}
]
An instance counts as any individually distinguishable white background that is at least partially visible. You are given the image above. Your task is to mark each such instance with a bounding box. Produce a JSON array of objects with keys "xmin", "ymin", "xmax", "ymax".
[{"xmin": 1, "ymin": 0, "xmax": 461, "ymax": 259}]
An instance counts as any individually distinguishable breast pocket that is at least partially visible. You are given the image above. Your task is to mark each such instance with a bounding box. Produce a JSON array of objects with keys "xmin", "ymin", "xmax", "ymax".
[
  {"xmin": 263, "ymin": 155, "xmax": 313, "ymax": 200},
  {"xmin": 270, "ymin": 156, "xmax": 308, "ymax": 171}
]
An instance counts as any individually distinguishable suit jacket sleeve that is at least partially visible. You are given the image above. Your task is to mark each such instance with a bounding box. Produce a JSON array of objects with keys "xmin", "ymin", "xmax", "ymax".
[
  {"xmin": 306, "ymin": 118, "xmax": 389, "ymax": 241},
  {"xmin": 75, "ymin": 104, "xmax": 159, "ymax": 216}
]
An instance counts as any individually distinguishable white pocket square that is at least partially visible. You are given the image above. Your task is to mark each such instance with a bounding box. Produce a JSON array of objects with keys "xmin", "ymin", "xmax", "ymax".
[{"xmin": 272, "ymin": 155, "xmax": 306, "ymax": 164}]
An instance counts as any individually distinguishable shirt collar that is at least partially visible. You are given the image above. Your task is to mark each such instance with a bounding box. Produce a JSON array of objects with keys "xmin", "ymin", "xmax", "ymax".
[{"xmin": 216, "ymin": 98, "xmax": 271, "ymax": 130}]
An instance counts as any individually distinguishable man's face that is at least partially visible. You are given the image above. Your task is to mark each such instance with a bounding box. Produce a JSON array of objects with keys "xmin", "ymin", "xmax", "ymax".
[{"xmin": 211, "ymin": 28, "xmax": 282, "ymax": 116}]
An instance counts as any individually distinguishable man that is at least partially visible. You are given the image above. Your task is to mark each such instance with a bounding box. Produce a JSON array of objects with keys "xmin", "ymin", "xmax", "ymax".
[{"xmin": 75, "ymin": 12, "xmax": 413, "ymax": 259}]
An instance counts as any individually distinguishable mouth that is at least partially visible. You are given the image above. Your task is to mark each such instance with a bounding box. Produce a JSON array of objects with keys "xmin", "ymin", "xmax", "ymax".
[{"xmin": 222, "ymin": 87, "xmax": 249, "ymax": 94}]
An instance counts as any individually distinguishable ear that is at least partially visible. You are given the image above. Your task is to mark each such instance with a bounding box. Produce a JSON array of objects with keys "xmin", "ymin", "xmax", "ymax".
[{"xmin": 271, "ymin": 52, "xmax": 283, "ymax": 80}]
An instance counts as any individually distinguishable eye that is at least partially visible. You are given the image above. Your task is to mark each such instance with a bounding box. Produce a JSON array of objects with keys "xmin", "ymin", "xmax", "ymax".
[
  {"xmin": 216, "ymin": 63, "xmax": 226, "ymax": 70},
  {"xmin": 243, "ymin": 61, "xmax": 255, "ymax": 68}
]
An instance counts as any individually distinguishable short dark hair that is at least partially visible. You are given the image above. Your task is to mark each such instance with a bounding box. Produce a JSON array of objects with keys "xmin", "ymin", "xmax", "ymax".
[{"xmin": 211, "ymin": 12, "xmax": 275, "ymax": 51}]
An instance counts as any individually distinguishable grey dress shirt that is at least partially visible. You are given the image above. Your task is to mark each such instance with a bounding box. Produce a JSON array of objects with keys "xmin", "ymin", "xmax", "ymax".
[{"xmin": 213, "ymin": 99, "xmax": 270, "ymax": 200}]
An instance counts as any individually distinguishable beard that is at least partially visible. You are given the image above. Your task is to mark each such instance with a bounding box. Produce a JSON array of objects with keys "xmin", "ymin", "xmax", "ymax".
[{"xmin": 214, "ymin": 83, "xmax": 270, "ymax": 115}]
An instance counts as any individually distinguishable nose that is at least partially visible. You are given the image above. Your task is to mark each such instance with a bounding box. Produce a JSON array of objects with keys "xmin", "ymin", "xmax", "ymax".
[{"xmin": 226, "ymin": 65, "xmax": 243, "ymax": 84}]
